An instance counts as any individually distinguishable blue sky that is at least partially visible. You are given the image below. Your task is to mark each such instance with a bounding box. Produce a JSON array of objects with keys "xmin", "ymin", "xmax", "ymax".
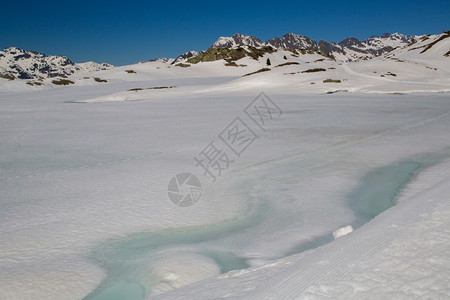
[{"xmin": 2, "ymin": 0, "xmax": 449, "ymax": 65}]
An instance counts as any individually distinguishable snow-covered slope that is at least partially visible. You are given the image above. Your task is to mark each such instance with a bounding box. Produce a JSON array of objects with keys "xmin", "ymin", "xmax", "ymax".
[
  {"xmin": 0, "ymin": 47, "xmax": 113, "ymax": 80},
  {"xmin": 152, "ymin": 159, "xmax": 450, "ymax": 299},
  {"xmin": 203, "ymin": 32, "xmax": 449, "ymax": 95}
]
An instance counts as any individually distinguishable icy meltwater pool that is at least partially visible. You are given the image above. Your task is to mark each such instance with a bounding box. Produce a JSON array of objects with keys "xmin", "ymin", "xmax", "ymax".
[{"xmin": 85, "ymin": 159, "xmax": 425, "ymax": 300}]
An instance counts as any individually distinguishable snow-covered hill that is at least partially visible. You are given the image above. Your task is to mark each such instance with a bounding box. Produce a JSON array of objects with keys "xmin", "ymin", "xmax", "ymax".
[{"xmin": 0, "ymin": 47, "xmax": 113, "ymax": 80}]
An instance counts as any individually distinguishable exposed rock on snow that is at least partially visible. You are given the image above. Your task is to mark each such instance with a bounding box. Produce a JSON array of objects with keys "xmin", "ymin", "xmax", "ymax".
[
  {"xmin": 211, "ymin": 33, "xmax": 265, "ymax": 49},
  {"xmin": 171, "ymin": 51, "xmax": 200, "ymax": 64}
]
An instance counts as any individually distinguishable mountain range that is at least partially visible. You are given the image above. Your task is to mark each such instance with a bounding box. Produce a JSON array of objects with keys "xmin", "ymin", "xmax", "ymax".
[
  {"xmin": 1, "ymin": 31, "xmax": 448, "ymax": 82},
  {"xmin": 173, "ymin": 32, "xmax": 416, "ymax": 63},
  {"xmin": 0, "ymin": 47, "xmax": 113, "ymax": 80}
]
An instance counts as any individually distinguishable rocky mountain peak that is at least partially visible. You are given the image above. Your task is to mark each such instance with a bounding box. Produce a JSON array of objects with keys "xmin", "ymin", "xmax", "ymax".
[
  {"xmin": 0, "ymin": 47, "xmax": 113, "ymax": 80},
  {"xmin": 210, "ymin": 34, "xmax": 264, "ymax": 49}
]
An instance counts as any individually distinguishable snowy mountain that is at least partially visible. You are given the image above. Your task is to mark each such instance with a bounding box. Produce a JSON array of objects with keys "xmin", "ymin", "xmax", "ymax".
[
  {"xmin": 178, "ymin": 32, "xmax": 417, "ymax": 63},
  {"xmin": 0, "ymin": 31, "xmax": 446, "ymax": 90},
  {"xmin": 49, "ymin": 31, "xmax": 447, "ymax": 101},
  {"xmin": 210, "ymin": 33, "xmax": 265, "ymax": 49},
  {"xmin": 329, "ymin": 32, "xmax": 416, "ymax": 60},
  {"xmin": 0, "ymin": 47, "xmax": 113, "ymax": 80},
  {"xmin": 266, "ymin": 33, "xmax": 318, "ymax": 50},
  {"xmin": 171, "ymin": 50, "xmax": 200, "ymax": 64},
  {"xmin": 0, "ymin": 32, "xmax": 425, "ymax": 82}
]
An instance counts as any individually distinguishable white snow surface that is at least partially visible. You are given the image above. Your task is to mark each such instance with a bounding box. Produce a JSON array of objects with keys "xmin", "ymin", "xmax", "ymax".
[
  {"xmin": 0, "ymin": 33, "xmax": 449, "ymax": 300},
  {"xmin": 153, "ymin": 160, "xmax": 450, "ymax": 299}
]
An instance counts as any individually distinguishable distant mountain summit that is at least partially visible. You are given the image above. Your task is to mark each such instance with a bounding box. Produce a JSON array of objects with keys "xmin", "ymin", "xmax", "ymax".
[
  {"xmin": 211, "ymin": 34, "xmax": 265, "ymax": 49},
  {"xmin": 172, "ymin": 50, "xmax": 200, "ymax": 64},
  {"xmin": 332, "ymin": 32, "xmax": 416, "ymax": 60},
  {"xmin": 266, "ymin": 33, "xmax": 318, "ymax": 50},
  {"xmin": 204, "ymin": 32, "xmax": 416, "ymax": 61},
  {"xmin": 0, "ymin": 47, "xmax": 113, "ymax": 80}
]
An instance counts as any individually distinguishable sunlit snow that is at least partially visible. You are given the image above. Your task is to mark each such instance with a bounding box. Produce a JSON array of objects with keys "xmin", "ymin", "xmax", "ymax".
[{"xmin": 1, "ymin": 33, "xmax": 449, "ymax": 300}]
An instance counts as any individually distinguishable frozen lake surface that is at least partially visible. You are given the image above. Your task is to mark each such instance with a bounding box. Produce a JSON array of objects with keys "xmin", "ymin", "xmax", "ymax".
[
  {"xmin": 86, "ymin": 159, "xmax": 430, "ymax": 300},
  {"xmin": 1, "ymin": 79, "xmax": 449, "ymax": 299}
]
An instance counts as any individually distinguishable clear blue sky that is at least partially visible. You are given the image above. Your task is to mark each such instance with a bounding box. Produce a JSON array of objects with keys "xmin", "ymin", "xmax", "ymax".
[{"xmin": 2, "ymin": 0, "xmax": 449, "ymax": 65}]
